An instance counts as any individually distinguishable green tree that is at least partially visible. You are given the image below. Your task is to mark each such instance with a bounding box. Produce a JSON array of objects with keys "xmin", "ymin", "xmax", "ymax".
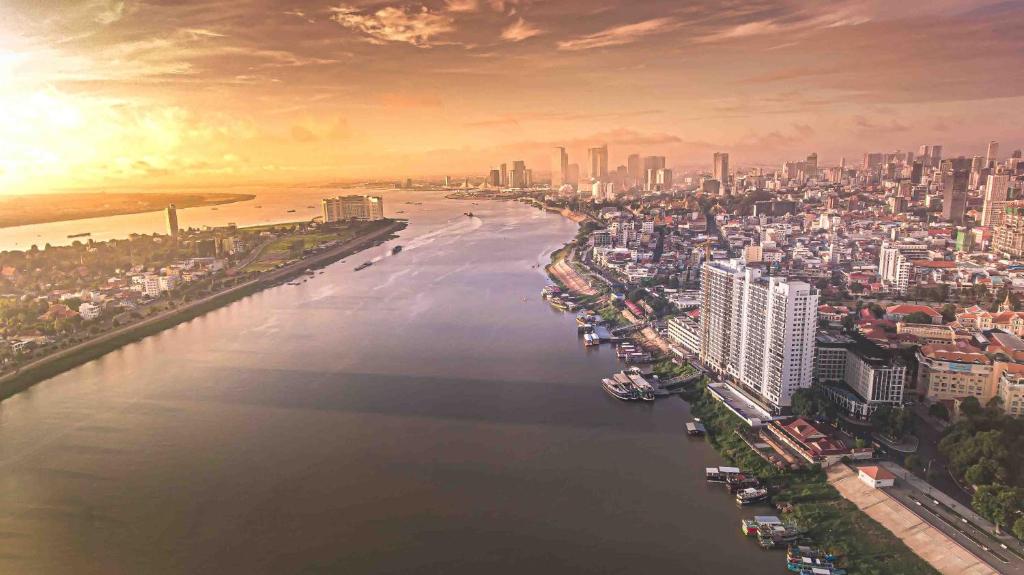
[
  {"xmin": 869, "ymin": 303, "xmax": 885, "ymax": 318},
  {"xmin": 941, "ymin": 303, "xmax": 957, "ymax": 323},
  {"xmin": 960, "ymin": 396, "xmax": 983, "ymax": 417},
  {"xmin": 973, "ymin": 485, "xmax": 1023, "ymax": 532},
  {"xmin": 928, "ymin": 403, "xmax": 950, "ymax": 421},
  {"xmin": 903, "ymin": 311, "xmax": 934, "ymax": 324},
  {"xmin": 964, "ymin": 458, "xmax": 1003, "ymax": 486},
  {"xmin": 849, "ymin": 282, "xmax": 865, "ymax": 294},
  {"xmin": 904, "ymin": 454, "xmax": 923, "ymax": 473},
  {"xmin": 1014, "ymin": 517, "xmax": 1024, "ymax": 541}
]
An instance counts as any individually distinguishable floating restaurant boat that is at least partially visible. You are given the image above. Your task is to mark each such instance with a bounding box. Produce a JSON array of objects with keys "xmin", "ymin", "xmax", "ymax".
[
  {"xmin": 706, "ymin": 466, "xmax": 742, "ymax": 483},
  {"xmin": 602, "ymin": 378, "xmax": 637, "ymax": 401},
  {"xmin": 757, "ymin": 523, "xmax": 804, "ymax": 549},
  {"xmin": 584, "ymin": 333, "xmax": 600, "ymax": 346},
  {"xmin": 741, "ymin": 515, "xmax": 781, "ymax": 536},
  {"xmin": 601, "ymin": 368, "xmax": 655, "ymax": 401},
  {"xmin": 735, "ymin": 487, "xmax": 769, "ymax": 505}
]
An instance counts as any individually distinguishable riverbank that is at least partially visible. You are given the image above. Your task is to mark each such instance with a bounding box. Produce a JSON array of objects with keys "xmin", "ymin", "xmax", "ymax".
[
  {"xmin": 0, "ymin": 219, "xmax": 405, "ymax": 401},
  {"xmin": 0, "ymin": 192, "xmax": 256, "ymax": 230},
  {"xmin": 682, "ymin": 380, "xmax": 938, "ymax": 574},
  {"xmin": 539, "ymin": 209, "xmax": 938, "ymax": 574}
]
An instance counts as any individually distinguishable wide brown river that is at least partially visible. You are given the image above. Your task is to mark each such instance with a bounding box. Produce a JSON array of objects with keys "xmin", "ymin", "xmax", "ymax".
[{"xmin": 0, "ymin": 191, "xmax": 773, "ymax": 573}]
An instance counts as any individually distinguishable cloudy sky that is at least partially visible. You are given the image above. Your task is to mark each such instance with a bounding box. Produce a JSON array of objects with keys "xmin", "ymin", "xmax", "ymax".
[{"xmin": 2, "ymin": 0, "xmax": 1023, "ymax": 192}]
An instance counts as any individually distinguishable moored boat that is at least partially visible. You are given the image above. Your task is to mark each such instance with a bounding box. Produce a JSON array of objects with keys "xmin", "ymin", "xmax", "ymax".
[
  {"xmin": 736, "ymin": 487, "xmax": 769, "ymax": 505},
  {"xmin": 354, "ymin": 261, "xmax": 373, "ymax": 271}
]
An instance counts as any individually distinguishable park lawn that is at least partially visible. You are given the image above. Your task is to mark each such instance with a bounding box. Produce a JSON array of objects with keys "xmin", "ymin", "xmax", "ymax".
[{"xmin": 243, "ymin": 230, "xmax": 355, "ymax": 273}]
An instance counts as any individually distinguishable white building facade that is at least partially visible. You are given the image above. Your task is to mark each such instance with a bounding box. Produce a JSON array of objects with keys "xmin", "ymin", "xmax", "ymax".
[{"xmin": 700, "ymin": 260, "xmax": 818, "ymax": 412}]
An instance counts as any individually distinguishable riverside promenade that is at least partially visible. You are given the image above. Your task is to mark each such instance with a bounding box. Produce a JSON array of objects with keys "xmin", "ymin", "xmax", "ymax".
[{"xmin": 827, "ymin": 464, "xmax": 999, "ymax": 575}]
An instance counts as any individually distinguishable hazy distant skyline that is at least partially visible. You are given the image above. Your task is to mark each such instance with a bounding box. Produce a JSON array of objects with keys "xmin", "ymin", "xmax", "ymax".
[{"xmin": 2, "ymin": 0, "xmax": 1024, "ymax": 192}]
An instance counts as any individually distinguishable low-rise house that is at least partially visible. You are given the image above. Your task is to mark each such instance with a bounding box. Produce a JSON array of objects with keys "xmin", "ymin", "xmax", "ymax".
[
  {"xmin": 858, "ymin": 466, "xmax": 896, "ymax": 488},
  {"xmin": 764, "ymin": 417, "xmax": 873, "ymax": 466}
]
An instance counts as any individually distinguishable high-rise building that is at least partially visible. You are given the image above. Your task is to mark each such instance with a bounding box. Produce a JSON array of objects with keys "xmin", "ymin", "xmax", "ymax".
[
  {"xmin": 627, "ymin": 154, "xmax": 641, "ymax": 188},
  {"xmin": 986, "ymin": 141, "xmax": 1000, "ymax": 166},
  {"xmin": 814, "ymin": 334, "xmax": 906, "ymax": 419},
  {"xmin": 499, "ymin": 163, "xmax": 508, "ymax": 187},
  {"xmin": 879, "ymin": 240, "xmax": 929, "ymax": 294},
  {"xmin": 551, "ymin": 147, "xmax": 568, "ymax": 187},
  {"xmin": 805, "ymin": 153, "xmax": 818, "ymax": 179},
  {"xmin": 507, "ymin": 160, "xmax": 529, "ymax": 188},
  {"xmin": 566, "ymin": 163, "xmax": 580, "ymax": 189},
  {"xmin": 713, "ymin": 152, "xmax": 729, "ymax": 189},
  {"xmin": 322, "ymin": 195, "xmax": 384, "ymax": 222},
  {"xmin": 982, "ymin": 174, "xmax": 1011, "ymax": 227},
  {"xmin": 165, "ymin": 204, "xmax": 179, "ymax": 238},
  {"xmin": 587, "ymin": 145, "xmax": 608, "ymax": 181},
  {"xmin": 910, "ymin": 161, "xmax": 924, "ymax": 184},
  {"xmin": 699, "ymin": 260, "xmax": 818, "ymax": 412},
  {"xmin": 931, "ymin": 145, "xmax": 943, "ymax": 163},
  {"xmin": 942, "ymin": 169, "xmax": 969, "ymax": 224},
  {"xmin": 488, "ymin": 169, "xmax": 501, "ymax": 187},
  {"xmin": 994, "ymin": 202, "xmax": 1024, "ymax": 258},
  {"xmin": 642, "ymin": 156, "xmax": 666, "ymax": 190}
]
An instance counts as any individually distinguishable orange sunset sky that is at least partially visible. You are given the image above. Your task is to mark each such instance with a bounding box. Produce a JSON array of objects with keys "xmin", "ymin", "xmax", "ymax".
[{"xmin": 2, "ymin": 0, "xmax": 1023, "ymax": 193}]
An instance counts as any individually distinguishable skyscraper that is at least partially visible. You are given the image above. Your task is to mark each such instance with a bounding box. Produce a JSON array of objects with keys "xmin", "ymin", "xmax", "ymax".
[
  {"xmin": 699, "ymin": 260, "xmax": 818, "ymax": 412},
  {"xmin": 942, "ymin": 169, "xmax": 969, "ymax": 225},
  {"xmin": 713, "ymin": 152, "xmax": 729, "ymax": 190},
  {"xmin": 551, "ymin": 147, "xmax": 568, "ymax": 187},
  {"xmin": 499, "ymin": 163, "xmax": 508, "ymax": 187},
  {"xmin": 626, "ymin": 154, "xmax": 641, "ymax": 188},
  {"xmin": 982, "ymin": 174, "xmax": 1011, "ymax": 227},
  {"xmin": 805, "ymin": 153, "xmax": 818, "ymax": 179},
  {"xmin": 642, "ymin": 155, "xmax": 665, "ymax": 190},
  {"xmin": 165, "ymin": 204, "xmax": 179, "ymax": 238},
  {"xmin": 322, "ymin": 195, "xmax": 384, "ymax": 222},
  {"xmin": 587, "ymin": 145, "xmax": 608, "ymax": 181},
  {"xmin": 566, "ymin": 163, "xmax": 580, "ymax": 189},
  {"xmin": 986, "ymin": 141, "xmax": 1000, "ymax": 166}
]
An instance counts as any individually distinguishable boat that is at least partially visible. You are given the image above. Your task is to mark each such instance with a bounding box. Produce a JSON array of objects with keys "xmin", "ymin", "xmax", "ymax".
[
  {"xmin": 787, "ymin": 546, "xmax": 835, "ymax": 564},
  {"xmin": 741, "ymin": 515, "xmax": 781, "ymax": 536},
  {"xmin": 757, "ymin": 523, "xmax": 804, "ymax": 548},
  {"xmin": 464, "ymin": 212, "xmax": 474, "ymax": 217},
  {"xmin": 305, "ymin": 270, "xmax": 315, "ymax": 276},
  {"xmin": 602, "ymin": 378, "xmax": 637, "ymax": 401},
  {"xmin": 686, "ymin": 421, "xmax": 706, "ymax": 436},
  {"xmin": 354, "ymin": 262, "xmax": 373, "ymax": 271},
  {"xmin": 706, "ymin": 466, "xmax": 742, "ymax": 483},
  {"xmin": 392, "ymin": 245, "xmax": 403, "ymax": 255},
  {"xmin": 67, "ymin": 232, "xmax": 91, "ymax": 239},
  {"xmin": 787, "ymin": 556, "xmax": 835, "ymax": 573},
  {"xmin": 726, "ymin": 475, "xmax": 762, "ymax": 493},
  {"xmin": 287, "ymin": 209, "xmax": 296, "ymax": 213},
  {"xmin": 795, "ymin": 568, "xmax": 846, "ymax": 575},
  {"xmin": 735, "ymin": 487, "xmax": 769, "ymax": 505}
]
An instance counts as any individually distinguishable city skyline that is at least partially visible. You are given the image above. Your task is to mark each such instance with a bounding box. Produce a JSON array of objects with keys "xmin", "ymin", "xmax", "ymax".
[{"xmin": 3, "ymin": 0, "xmax": 1024, "ymax": 193}]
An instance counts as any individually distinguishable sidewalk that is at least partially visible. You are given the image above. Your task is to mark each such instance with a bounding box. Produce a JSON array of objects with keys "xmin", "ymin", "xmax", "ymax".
[
  {"xmin": 880, "ymin": 461, "xmax": 1023, "ymax": 550},
  {"xmin": 827, "ymin": 464, "xmax": 998, "ymax": 575}
]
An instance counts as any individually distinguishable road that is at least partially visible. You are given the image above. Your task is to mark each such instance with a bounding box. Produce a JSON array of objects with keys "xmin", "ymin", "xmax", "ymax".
[{"xmin": 882, "ymin": 462, "xmax": 1024, "ymax": 574}]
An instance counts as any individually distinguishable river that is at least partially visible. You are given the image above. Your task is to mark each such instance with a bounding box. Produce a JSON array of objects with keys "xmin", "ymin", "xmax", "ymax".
[{"xmin": 0, "ymin": 192, "xmax": 772, "ymax": 574}]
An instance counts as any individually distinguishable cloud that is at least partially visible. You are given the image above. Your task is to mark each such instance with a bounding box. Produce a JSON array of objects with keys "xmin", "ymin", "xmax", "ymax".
[
  {"xmin": 329, "ymin": 4, "xmax": 455, "ymax": 47},
  {"xmin": 445, "ymin": 0, "xmax": 479, "ymax": 13},
  {"xmin": 501, "ymin": 18, "xmax": 543, "ymax": 42},
  {"xmin": 95, "ymin": 0, "xmax": 127, "ymax": 25},
  {"xmin": 291, "ymin": 125, "xmax": 318, "ymax": 142},
  {"xmin": 557, "ymin": 18, "xmax": 680, "ymax": 51}
]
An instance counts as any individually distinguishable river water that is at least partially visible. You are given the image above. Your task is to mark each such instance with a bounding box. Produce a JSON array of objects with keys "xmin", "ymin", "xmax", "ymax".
[{"xmin": 0, "ymin": 192, "xmax": 772, "ymax": 574}]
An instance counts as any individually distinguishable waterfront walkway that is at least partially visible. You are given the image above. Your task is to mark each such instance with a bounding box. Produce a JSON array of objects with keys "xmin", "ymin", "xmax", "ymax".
[{"xmin": 826, "ymin": 465, "xmax": 1000, "ymax": 575}]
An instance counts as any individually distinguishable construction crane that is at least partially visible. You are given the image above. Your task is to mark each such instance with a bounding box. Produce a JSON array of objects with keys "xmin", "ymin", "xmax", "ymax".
[{"xmin": 698, "ymin": 238, "xmax": 714, "ymax": 263}]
